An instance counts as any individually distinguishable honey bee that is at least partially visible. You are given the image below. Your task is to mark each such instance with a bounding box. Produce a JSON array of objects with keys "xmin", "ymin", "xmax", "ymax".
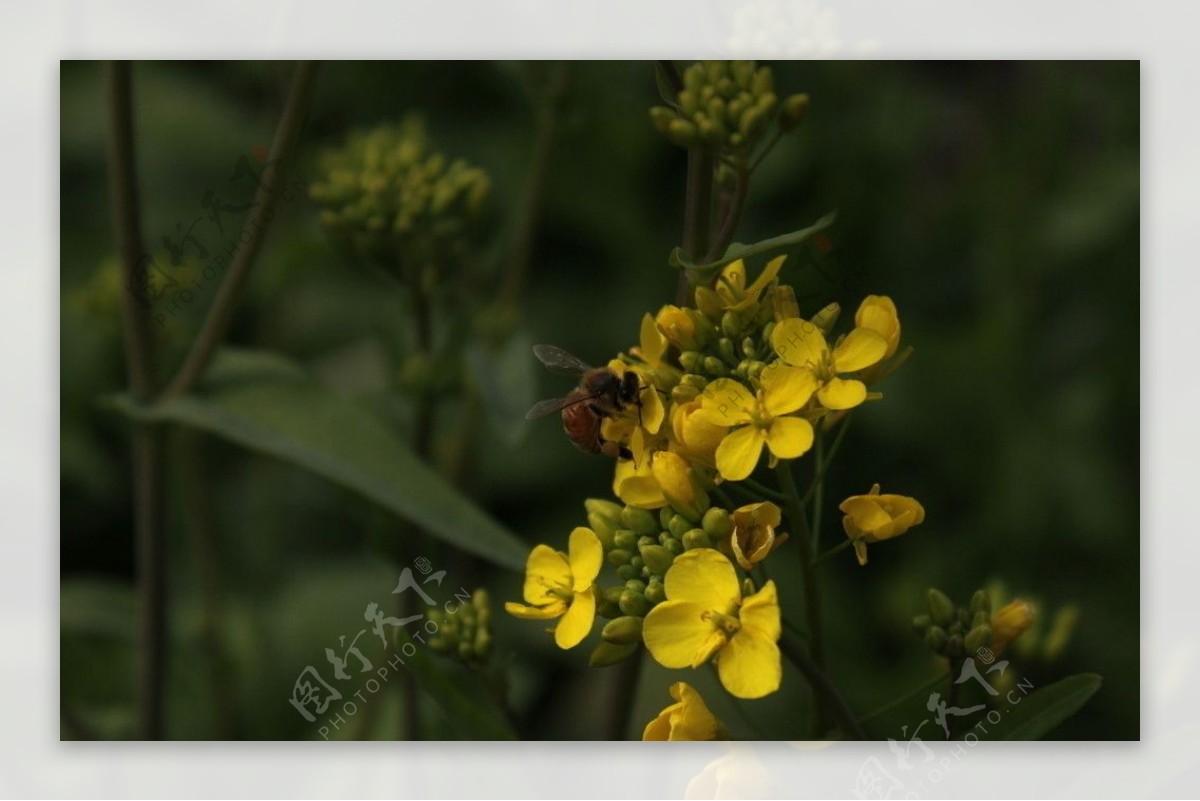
[{"xmin": 525, "ymin": 344, "xmax": 642, "ymax": 460}]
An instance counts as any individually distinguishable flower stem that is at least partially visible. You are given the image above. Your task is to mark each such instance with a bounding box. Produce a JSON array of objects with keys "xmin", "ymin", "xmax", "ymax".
[
  {"xmin": 676, "ymin": 146, "xmax": 714, "ymax": 305},
  {"xmin": 163, "ymin": 60, "xmax": 318, "ymax": 399},
  {"xmin": 105, "ymin": 60, "xmax": 167, "ymax": 740},
  {"xmin": 739, "ymin": 476, "xmax": 788, "ymax": 503},
  {"xmin": 801, "ymin": 414, "xmax": 852, "ymax": 507},
  {"xmin": 605, "ymin": 648, "xmax": 644, "ymax": 739},
  {"xmin": 778, "ymin": 631, "xmax": 865, "ymax": 740}
]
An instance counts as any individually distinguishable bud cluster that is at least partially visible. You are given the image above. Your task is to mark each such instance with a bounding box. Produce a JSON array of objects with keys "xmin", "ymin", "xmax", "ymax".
[
  {"xmin": 913, "ymin": 588, "xmax": 996, "ymax": 661},
  {"xmin": 427, "ymin": 588, "xmax": 492, "ymax": 665},
  {"xmin": 650, "ymin": 61, "xmax": 810, "ymax": 156}
]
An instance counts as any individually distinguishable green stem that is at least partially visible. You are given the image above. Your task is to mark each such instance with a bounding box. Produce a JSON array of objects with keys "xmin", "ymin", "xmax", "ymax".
[
  {"xmin": 778, "ymin": 632, "xmax": 865, "ymax": 740},
  {"xmin": 676, "ymin": 146, "xmax": 714, "ymax": 305},
  {"xmin": 814, "ymin": 539, "xmax": 853, "ymax": 566},
  {"xmin": 801, "ymin": 415, "xmax": 852, "ymax": 507},
  {"xmin": 748, "ymin": 127, "xmax": 784, "ymax": 174},
  {"xmin": 739, "ymin": 476, "xmax": 788, "ymax": 503},
  {"xmin": 703, "ymin": 163, "xmax": 748, "ymax": 264},
  {"xmin": 858, "ymin": 672, "xmax": 948, "ymax": 726},
  {"xmin": 106, "ymin": 60, "xmax": 167, "ymax": 741},
  {"xmin": 811, "ymin": 430, "xmax": 825, "ymax": 548},
  {"xmin": 605, "ymin": 648, "xmax": 644, "ymax": 739},
  {"xmin": 775, "ymin": 462, "xmax": 823, "ymax": 668},
  {"xmin": 163, "ymin": 60, "xmax": 318, "ymax": 399}
]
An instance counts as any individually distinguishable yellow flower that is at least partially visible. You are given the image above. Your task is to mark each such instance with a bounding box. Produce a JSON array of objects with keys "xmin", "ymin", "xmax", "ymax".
[
  {"xmin": 642, "ymin": 549, "xmax": 782, "ymax": 699},
  {"xmin": 630, "ymin": 313, "xmax": 682, "ymax": 388},
  {"xmin": 613, "ymin": 457, "xmax": 666, "ymax": 509},
  {"xmin": 642, "ymin": 682, "xmax": 728, "ymax": 741},
  {"xmin": 651, "ymin": 450, "xmax": 708, "ymax": 521},
  {"xmin": 730, "ymin": 501, "xmax": 788, "ymax": 570},
  {"xmin": 504, "ymin": 527, "xmax": 602, "ymax": 649},
  {"xmin": 696, "ymin": 367, "xmax": 817, "ymax": 481},
  {"xmin": 991, "ymin": 600, "xmax": 1035, "ymax": 654},
  {"xmin": 771, "ymin": 317, "xmax": 888, "ymax": 410},
  {"xmin": 855, "ymin": 295, "xmax": 901, "ymax": 359},
  {"xmin": 670, "ymin": 399, "xmax": 725, "ymax": 466},
  {"xmin": 695, "ymin": 255, "xmax": 785, "ymax": 316},
  {"xmin": 655, "ymin": 305, "xmax": 702, "ymax": 351},
  {"xmin": 839, "ymin": 483, "xmax": 925, "ymax": 565}
]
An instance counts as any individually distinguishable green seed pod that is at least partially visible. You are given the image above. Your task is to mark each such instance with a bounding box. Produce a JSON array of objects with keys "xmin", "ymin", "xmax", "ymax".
[
  {"xmin": 779, "ymin": 93, "xmax": 810, "ymax": 132},
  {"xmin": 970, "ymin": 589, "xmax": 992, "ymax": 616},
  {"xmin": 926, "ymin": 588, "xmax": 956, "ymax": 628},
  {"xmin": 668, "ymin": 513, "xmax": 694, "ymax": 539},
  {"xmin": 925, "ymin": 625, "xmax": 948, "ymax": 653},
  {"xmin": 964, "ymin": 624, "xmax": 993, "ymax": 656},
  {"xmin": 608, "ymin": 548, "xmax": 632, "ymax": 567},
  {"xmin": 702, "ymin": 507, "xmax": 733, "ymax": 541},
  {"xmin": 602, "ymin": 616, "xmax": 644, "ymax": 646},
  {"xmin": 640, "ymin": 543, "xmax": 675, "ymax": 575},
  {"xmin": 619, "ymin": 589, "xmax": 650, "ymax": 617},
  {"xmin": 622, "ymin": 506, "xmax": 660, "ymax": 536},
  {"xmin": 613, "ymin": 529, "xmax": 637, "ymax": 551},
  {"xmin": 590, "ymin": 641, "xmax": 639, "ymax": 668},
  {"xmin": 912, "ymin": 614, "xmax": 932, "ymax": 633}
]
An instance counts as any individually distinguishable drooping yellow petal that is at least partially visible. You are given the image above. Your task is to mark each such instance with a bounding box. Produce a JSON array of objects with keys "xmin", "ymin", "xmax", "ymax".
[
  {"xmin": 676, "ymin": 401, "xmax": 726, "ymax": 461},
  {"xmin": 643, "ymin": 600, "xmax": 727, "ymax": 669},
  {"xmin": 639, "ymin": 312, "xmax": 669, "ymax": 366},
  {"xmin": 613, "ymin": 459, "xmax": 666, "ymax": 508},
  {"xmin": 738, "ymin": 580, "xmax": 782, "ymax": 643},
  {"xmin": 855, "ymin": 295, "xmax": 901, "ymax": 359},
  {"xmin": 640, "ymin": 381, "xmax": 665, "ymax": 434},
  {"xmin": 840, "ymin": 496, "xmax": 894, "ymax": 540},
  {"xmin": 716, "ymin": 630, "xmax": 782, "ymax": 699},
  {"xmin": 765, "ymin": 415, "xmax": 814, "ymax": 460},
  {"xmin": 522, "ymin": 544, "xmax": 571, "ymax": 605},
  {"xmin": 504, "ymin": 600, "xmax": 566, "ymax": 620},
  {"xmin": 831, "ymin": 327, "xmax": 888, "ymax": 373},
  {"xmin": 568, "ymin": 527, "xmax": 602, "ymax": 591},
  {"xmin": 695, "ymin": 378, "xmax": 755, "ymax": 427},
  {"xmin": 554, "ymin": 587, "xmax": 596, "ymax": 649},
  {"xmin": 715, "ymin": 425, "xmax": 766, "ymax": 481},
  {"xmin": 663, "ymin": 548, "xmax": 741, "ymax": 614},
  {"xmin": 817, "ymin": 377, "xmax": 867, "ymax": 410},
  {"xmin": 772, "ymin": 318, "xmax": 828, "ymax": 369},
  {"xmin": 760, "ymin": 364, "xmax": 818, "ymax": 416}
]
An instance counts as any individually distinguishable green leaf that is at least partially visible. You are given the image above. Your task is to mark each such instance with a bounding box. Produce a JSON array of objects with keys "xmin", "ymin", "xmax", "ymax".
[
  {"xmin": 979, "ymin": 672, "xmax": 1102, "ymax": 741},
  {"xmin": 464, "ymin": 331, "xmax": 534, "ymax": 446},
  {"xmin": 670, "ymin": 211, "xmax": 838, "ymax": 277},
  {"xmin": 397, "ymin": 632, "xmax": 516, "ymax": 740},
  {"xmin": 654, "ymin": 61, "xmax": 682, "ymax": 108},
  {"xmin": 107, "ymin": 348, "xmax": 528, "ymax": 572}
]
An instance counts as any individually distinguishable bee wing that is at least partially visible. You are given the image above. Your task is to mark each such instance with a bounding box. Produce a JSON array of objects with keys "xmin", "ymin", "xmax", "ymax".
[
  {"xmin": 525, "ymin": 396, "xmax": 575, "ymax": 421},
  {"xmin": 532, "ymin": 344, "xmax": 593, "ymax": 376}
]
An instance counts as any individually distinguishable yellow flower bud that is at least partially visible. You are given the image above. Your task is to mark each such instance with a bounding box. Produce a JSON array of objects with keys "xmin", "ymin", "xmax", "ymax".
[
  {"xmin": 991, "ymin": 600, "xmax": 1035, "ymax": 654},
  {"xmin": 651, "ymin": 450, "xmax": 707, "ymax": 520},
  {"xmin": 840, "ymin": 483, "xmax": 925, "ymax": 565},
  {"xmin": 810, "ymin": 301, "xmax": 841, "ymax": 334},
  {"xmin": 771, "ymin": 285, "xmax": 800, "ymax": 321},
  {"xmin": 656, "ymin": 304, "xmax": 702, "ymax": 351},
  {"xmin": 642, "ymin": 682, "xmax": 729, "ymax": 741}
]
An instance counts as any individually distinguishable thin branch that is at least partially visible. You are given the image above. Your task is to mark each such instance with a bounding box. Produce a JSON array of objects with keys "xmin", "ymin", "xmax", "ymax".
[
  {"xmin": 163, "ymin": 60, "xmax": 319, "ymax": 399},
  {"xmin": 779, "ymin": 632, "xmax": 866, "ymax": 740}
]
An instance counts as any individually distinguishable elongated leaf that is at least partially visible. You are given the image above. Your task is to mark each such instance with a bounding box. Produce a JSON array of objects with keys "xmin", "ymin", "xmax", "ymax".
[
  {"xmin": 979, "ymin": 672, "xmax": 1102, "ymax": 741},
  {"xmin": 108, "ymin": 348, "xmax": 528, "ymax": 571},
  {"xmin": 670, "ymin": 211, "xmax": 838, "ymax": 277}
]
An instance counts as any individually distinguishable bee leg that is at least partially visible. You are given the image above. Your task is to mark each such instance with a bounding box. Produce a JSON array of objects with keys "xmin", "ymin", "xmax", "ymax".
[{"xmin": 600, "ymin": 440, "xmax": 630, "ymax": 460}]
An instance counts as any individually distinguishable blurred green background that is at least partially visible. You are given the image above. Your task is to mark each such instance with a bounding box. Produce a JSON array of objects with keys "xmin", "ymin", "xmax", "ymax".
[{"xmin": 60, "ymin": 61, "xmax": 1138, "ymax": 740}]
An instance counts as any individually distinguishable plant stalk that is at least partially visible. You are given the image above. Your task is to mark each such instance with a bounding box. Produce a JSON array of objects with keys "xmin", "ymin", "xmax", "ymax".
[{"xmin": 779, "ymin": 632, "xmax": 865, "ymax": 740}]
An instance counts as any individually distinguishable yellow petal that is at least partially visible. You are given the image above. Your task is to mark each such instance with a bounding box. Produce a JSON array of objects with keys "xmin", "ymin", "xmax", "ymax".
[
  {"xmin": 554, "ymin": 587, "xmax": 595, "ymax": 649},
  {"xmin": 839, "ymin": 497, "xmax": 892, "ymax": 540},
  {"xmin": 663, "ymin": 548, "xmax": 740, "ymax": 613},
  {"xmin": 718, "ymin": 259, "xmax": 747, "ymax": 295},
  {"xmin": 643, "ymin": 600, "xmax": 726, "ymax": 669},
  {"xmin": 640, "ymin": 312, "xmax": 668, "ymax": 365},
  {"xmin": 739, "ymin": 580, "xmax": 781, "ymax": 643},
  {"xmin": 715, "ymin": 425, "xmax": 766, "ymax": 481},
  {"xmin": 504, "ymin": 600, "xmax": 565, "ymax": 620},
  {"xmin": 765, "ymin": 415, "xmax": 814, "ymax": 460},
  {"xmin": 832, "ymin": 327, "xmax": 888, "ymax": 373},
  {"xmin": 716, "ymin": 631, "xmax": 782, "ymax": 699},
  {"xmin": 613, "ymin": 459, "xmax": 666, "ymax": 508},
  {"xmin": 855, "ymin": 295, "xmax": 900, "ymax": 358},
  {"xmin": 568, "ymin": 527, "xmax": 602, "ymax": 591},
  {"xmin": 817, "ymin": 377, "xmax": 867, "ymax": 410},
  {"xmin": 645, "ymin": 682, "xmax": 724, "ymax": 741},
  {"xmin": 679, "ymin": 402, "xmax": 726, "ymax": 459},
  {"xmin": 771, "ymin": 318, "xmax": 827, "ymax": 369},
  {"xmin": 640, "ymin": 382, "xmax": 665, "ymax": 434},
  {"xmin": 651, "ymin": 450, "xmax": 701, "ymax": 520},
  {"xmin": 745, "ymin": 254, "xmax": 786, "ymax": 299},
  {"xmin": 760, "ymin": 364, "xmax": 817, "ymax": 416},
  {"xmin": 522, "ymin": 544, "xmax": 571, "ymax": 605},
  {"xmin": 695, "ymin": 378, "xmax": 755, "ymax": 426},
  {"xmin": 642, "ymin": 707, "xmax": 674, "ymax": 741}
]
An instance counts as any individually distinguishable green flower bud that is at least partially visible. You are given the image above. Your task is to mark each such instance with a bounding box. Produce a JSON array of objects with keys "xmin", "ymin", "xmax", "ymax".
[
  {"xmin": 703, "ymin": 356, "xmax": 728, "ymax": 377},
  {"xmin": 645, "ymin": 579, "xmax": 666, "ymax": 605},
  {"xmin": 964, "ymin": 624, "xmax": 992, "ymax": 656},
  {"xmin": 428, "ymin": 636, "xmax": 449, "ymax": 653},
  {"xmin": 679, "ymin": 351, "xmax": 704, "ymax": 373},
  {"xmin": 624, "ymin": 579, "xmax": 647, "ymax": 594},
  {"xmin": 458, "ymin": 641, "xmax": 473, "ymax": 660},
  {"xmin": 622, "ymin": 506, "xmax": 660, "ymax": 536},
  {"xmin": 1043, "ymin": 605, "xmax": 1080, "ymax": 662},
  {"xmin": 640, "ymin": 543, "xmax": 675, "ymax": 575},
  {"xmin": 686, "ymin": 308, "xmax": 719, "ymax": 346},
  {"xmin": 649, "ymin": 106, "xmax": 675, "ymax": 135},
  {"xmin": 746, "ymin": 360, "xmax": 767, "ymax": 381},
  {"xmin": 601, "ymin": 615, "xmax": 644, "ymax": 646},
  {"xmin": 972, "ymin": 610, "xmax": 989, "ymax": 629},
  {"xmin": 667, "ymin": 118, "xmax": 699, "ymax": 147},
  {"xmin": 731, "ymin": 61, "xmax": 755, "ymax": 89},
  {"xmin": 663, "ymin": 537, "xmax": 684, "ymax": 556},
  {"xmin": 671, "ymin": 384, "xmax": 701, "ymax": 404},
  {"xmin": 668, "ymin": 513, "xmax": 695, "ymax": 539},
  {"xmin": 590, "ymin": 641, "xmax": 638, "ymax": 668},
  {"xmin": 721, "ymin": 310, "xmax": 746, "ymax": 338},
  {"xmin": 740, "ymin": 336, "xmax": 758, "ymax": 359},
  {"xmin": 925, "ymin": 625, "xmax": 948, "ymax": 653},
  {"xmin": 585, "ymin": 499, "xmax": 624, "ymax": 547},
  {"xmin": 616, "ymin": 564, "xmax": 638, "ymax": 581},
  {"xmin": 957, "ymin": 608, "xmax": 972, "ymax": 628},
  {"xmin": 598, "ymin": 586, "xmax": 624, "ymax": 618},
  {"xmin": 970, "ymin": 589, "xmax": 992, "ymax": 616},
  {"xmin": 946, "ymin": 634, "xmax": 964, "ymax": 658},
  {"xmin": 926, "ymin": 588, "xmax": 956, "ymax": 628},
  {"xmin": 680, "ymin": 373, "xmax": 708, "ymax": 390},
  {"xmin": 701, "ymin": 507, "xmax": 733, "ymax": 541},
  {"xmin": 613, "ymin": 529, "xmax": 637, "ymax": 551},
  {"xmin": 682, "ymin": 528, "xmax": 713, "ymax": 550},
  {"xmin": 619, "ymin": 589, "xmax": 649, "ymax": 617},
  {"xmin": 912, "ymin": 614, "xmax": 932, "ymax": 633},
  {"xmin": 779, "ymin": 93, "xmax": 810, "ymax": 132},
  {"xmin": 678, "ymin": 89, "xmax": 699, "ymax": 115},
  {"xmin": 637, "ymin": 534, "xmax": 657, "ymax": 550},
  {"xmin": 629, "ymin": 556, "xmax": 644, "ymax": 573},
  {"xmin": 752, "ymin": 66, "xmax": 774, "ymax": 97},
  {"xmin": 608, "ymin": 548, "xmax": 632, "ymax": 567},
  {"xmin": 659, "ymin": 508, "xmax": 676, "ymax": 530}
]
